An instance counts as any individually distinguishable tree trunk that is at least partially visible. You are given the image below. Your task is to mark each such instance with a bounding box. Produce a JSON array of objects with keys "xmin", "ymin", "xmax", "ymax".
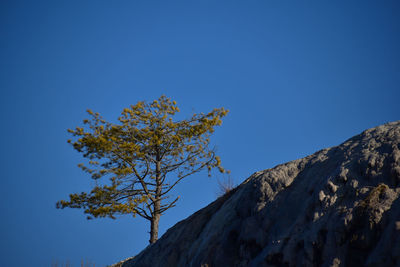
[
  {"xmin": 149, "ymin": 156, "xmax": 162, "ymax": 244},
  {"xmin": 149, "ymin": 211, "xmax": 160, "ymax": 244}
]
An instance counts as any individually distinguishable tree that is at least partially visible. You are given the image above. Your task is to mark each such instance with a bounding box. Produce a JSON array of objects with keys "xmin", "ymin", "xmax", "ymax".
[{"xmin": 56, "ymin": 95, "xmax": 229, "ymax": 244}]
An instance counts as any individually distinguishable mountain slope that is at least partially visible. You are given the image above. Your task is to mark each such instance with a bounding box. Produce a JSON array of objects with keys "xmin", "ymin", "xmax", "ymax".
[{"xmin": 117, "ymin": 121, "xmax": 400, "ymax": 267}]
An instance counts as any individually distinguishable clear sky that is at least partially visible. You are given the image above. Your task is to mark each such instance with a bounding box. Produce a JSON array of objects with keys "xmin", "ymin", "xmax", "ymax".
[{"xmin": 1, "ymin": 1, "xmax": 399, "ymax": 266}]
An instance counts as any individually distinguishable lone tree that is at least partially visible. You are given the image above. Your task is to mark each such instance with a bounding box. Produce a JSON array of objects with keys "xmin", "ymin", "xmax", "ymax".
[{"xmin": 57, "ymin": 95, "xmax": 229, "ymax": 244}]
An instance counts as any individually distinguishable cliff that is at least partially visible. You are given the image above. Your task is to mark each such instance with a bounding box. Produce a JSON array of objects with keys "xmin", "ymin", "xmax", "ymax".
[{"xmin": 116, "ymin": 121, "xmax": 400, "ymax": 267}]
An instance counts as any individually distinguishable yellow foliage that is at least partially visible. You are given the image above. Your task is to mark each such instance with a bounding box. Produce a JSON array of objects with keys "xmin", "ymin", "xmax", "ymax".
[{"xmin": 58, "ymin": 95, "xmax": 229, "ymax": 224}]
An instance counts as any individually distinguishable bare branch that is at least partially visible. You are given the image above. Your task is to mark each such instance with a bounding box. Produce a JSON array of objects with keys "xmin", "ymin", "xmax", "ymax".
[
  {"xmin": 135, "ymin": 206, "xmax": 152, "ymax": 220},
  {"xmin": 159, "ymin": 196, "xmax": 180, "ymax": 214},
  {"xmin": 161, "ymin": 154, "xmax": 215, "ymax": 197},
  {"xmin": 112, "ymin": 150, "xmax": 156, "ymax": 203}
]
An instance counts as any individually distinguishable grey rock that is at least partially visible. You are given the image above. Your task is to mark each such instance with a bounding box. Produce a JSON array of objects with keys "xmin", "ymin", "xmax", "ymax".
[{"xmin": 116, "ymin": 121, "xmax": 400, "ymax": 267}]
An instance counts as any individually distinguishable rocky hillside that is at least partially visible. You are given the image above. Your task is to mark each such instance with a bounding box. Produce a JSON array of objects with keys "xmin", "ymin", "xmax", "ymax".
[{"xmin": 116, "ymin": 121, "xmax": 400, "ymax": 267}]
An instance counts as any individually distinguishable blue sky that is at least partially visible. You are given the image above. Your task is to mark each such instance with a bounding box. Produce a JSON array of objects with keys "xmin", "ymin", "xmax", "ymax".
[{"xmin": 1, "ymin": 1, "xmax": 399, "ymax": 266}]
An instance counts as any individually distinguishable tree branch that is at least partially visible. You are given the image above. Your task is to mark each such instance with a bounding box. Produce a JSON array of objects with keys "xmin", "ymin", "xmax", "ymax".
[
  {"xmin": 160, "ymin": 196, "xmax": 180, "ymax": 214},
  {"xmin": 161, "ymin": 155, "xmax": 215, "ymax": 197},
  {"xmin": 112, "ymin": 150, "xmax": 156, "ymax": 203},
  {"xmin": 135, "ymin": 206, "xmax": 152, "ymax": 220}
]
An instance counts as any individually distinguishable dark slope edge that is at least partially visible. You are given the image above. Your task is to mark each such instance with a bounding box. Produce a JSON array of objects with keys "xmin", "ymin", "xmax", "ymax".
[{"xmin": 114, "ymin": 121, "xmax": 400, "ymax": 267}]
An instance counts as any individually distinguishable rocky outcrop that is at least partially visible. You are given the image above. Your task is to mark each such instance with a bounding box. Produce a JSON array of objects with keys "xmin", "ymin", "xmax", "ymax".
[{"xmin": 117, "ymin": 121, "xmax": 400, "ymax": 267}]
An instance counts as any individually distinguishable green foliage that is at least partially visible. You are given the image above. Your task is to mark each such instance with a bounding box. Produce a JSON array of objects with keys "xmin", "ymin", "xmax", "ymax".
[{"xmin": 57, "ymin": 95, "xmax": 228, "ymax": 226}]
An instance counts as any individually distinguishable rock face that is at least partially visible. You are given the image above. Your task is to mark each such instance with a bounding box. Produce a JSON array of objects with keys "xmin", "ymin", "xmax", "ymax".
[{"xmin": 119, "ymin": 121, "xmax": 400, "ymax": 267}]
